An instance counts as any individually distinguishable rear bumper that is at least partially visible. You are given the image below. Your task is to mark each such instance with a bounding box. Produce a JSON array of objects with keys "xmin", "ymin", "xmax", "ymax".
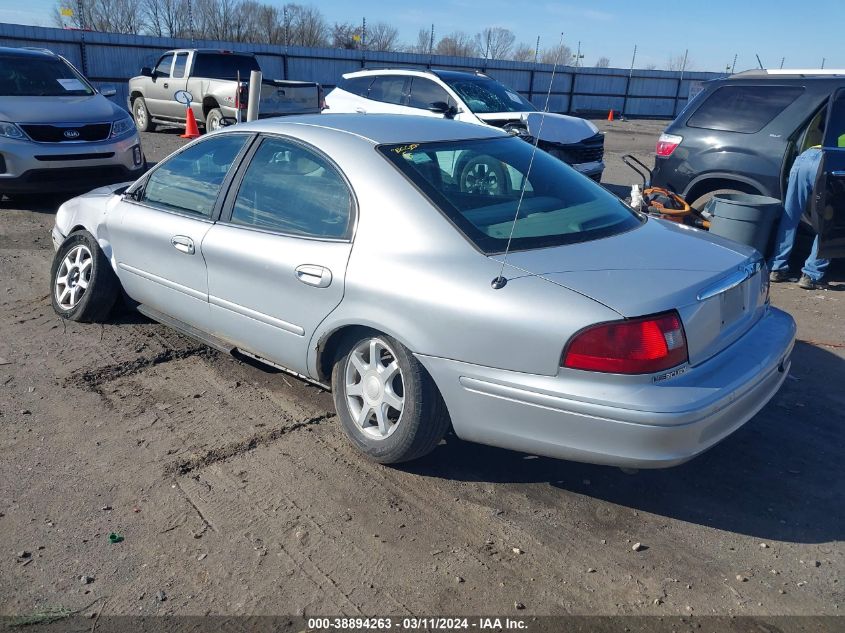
[{"xmin": 418, "ymin": 306, "xmax": 795, "ymax": 468}]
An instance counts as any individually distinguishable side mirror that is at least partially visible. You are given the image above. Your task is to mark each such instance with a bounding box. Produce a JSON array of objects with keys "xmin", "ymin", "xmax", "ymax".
[
  {"xmin": 140, "ymin": 67, "xmax": 153, "ymax": 78},
  {"xmin": 428, "ymin": 101, "xmax": 458, "ymax": 119},
  {"xmin": 100, "ymin": 84, "xmax": 117, "ymax": 97}
]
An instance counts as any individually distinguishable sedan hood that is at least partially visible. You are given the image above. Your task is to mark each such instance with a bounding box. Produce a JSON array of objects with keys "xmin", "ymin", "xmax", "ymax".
[
  {"xmin": 0, "ymin": 95, "xmax": 122, "ymax": 124},
  {"xmin": 476, "ymin": 112, "xmax": 599, "ymax": 144},
  {"xmin": 492, "ymin": 218, "xmax": 757, "ymax": 317}
]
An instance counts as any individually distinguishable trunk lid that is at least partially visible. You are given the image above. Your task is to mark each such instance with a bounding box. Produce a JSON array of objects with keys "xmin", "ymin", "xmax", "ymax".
[{"xmin": 494, "ymin": 219, "xmax": 768, "ymax": 366}]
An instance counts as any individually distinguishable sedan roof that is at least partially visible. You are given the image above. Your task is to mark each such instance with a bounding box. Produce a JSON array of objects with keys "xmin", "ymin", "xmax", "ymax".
[{"xmin": 232, "ymin": 113, "xmax": 507, "ymax": 145}]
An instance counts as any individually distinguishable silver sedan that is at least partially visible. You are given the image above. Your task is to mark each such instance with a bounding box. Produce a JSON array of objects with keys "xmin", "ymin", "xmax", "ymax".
[{"xmin": 49, "ymin": 114, "xmax": 796, "ymax": 467}]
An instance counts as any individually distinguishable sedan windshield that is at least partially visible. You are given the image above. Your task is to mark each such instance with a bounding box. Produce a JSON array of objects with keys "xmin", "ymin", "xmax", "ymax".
[
  {"xmin": 443, "ymin": 77, "xmax": 535, "ymax": 113},
  {"xmin": 0, "ymin": 55, "xmax": 94, "ymax": 97},
  {"xmin": 379, "ymin": 136, "xmax": 642, "ymax": 253}
]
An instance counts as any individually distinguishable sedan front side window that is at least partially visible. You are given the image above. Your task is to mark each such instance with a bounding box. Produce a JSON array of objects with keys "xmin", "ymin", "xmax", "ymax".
[{"xmin": 141, "ymin": 134, "xmax": 249, "ymax": 218}]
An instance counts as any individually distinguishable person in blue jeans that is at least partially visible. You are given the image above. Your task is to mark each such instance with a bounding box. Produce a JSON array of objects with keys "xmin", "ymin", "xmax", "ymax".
[{"xmin": 768, "ymin": 147, "xmax": 829, "ymax": 290}]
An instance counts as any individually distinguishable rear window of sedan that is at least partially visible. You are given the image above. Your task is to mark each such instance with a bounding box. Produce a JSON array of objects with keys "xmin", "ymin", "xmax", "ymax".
[{"xmin": 378, "ymin": 136, "xmax": 642, "ymax": 254}]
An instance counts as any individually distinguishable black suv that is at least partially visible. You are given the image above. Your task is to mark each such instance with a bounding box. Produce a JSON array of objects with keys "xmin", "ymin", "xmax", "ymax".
[{"xmin": 651, "ymin": 71, "xmax": 845, "ymax": 213}]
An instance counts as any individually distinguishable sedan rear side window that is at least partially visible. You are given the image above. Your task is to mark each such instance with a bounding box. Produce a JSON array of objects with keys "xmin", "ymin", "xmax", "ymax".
[
  {"xmin": 229, "ymin": 137, "xmax": 353, "ymax": 239},
  {"xmin": 687, "ymin": 85, "xmax": 804, "ymax": 133},
  {"xmin": 142, "ymin": 134, "xmax": 249, "ymax": 218},
  {"xmin": 379, "ymin": 137, "xmax": 641, "ymax": 253}
]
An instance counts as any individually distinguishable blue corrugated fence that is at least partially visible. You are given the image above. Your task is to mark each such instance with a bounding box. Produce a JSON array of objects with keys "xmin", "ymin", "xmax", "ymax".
[{"xmin": 0, "ymin": 22, "xmax": 723, "ymax": 118}]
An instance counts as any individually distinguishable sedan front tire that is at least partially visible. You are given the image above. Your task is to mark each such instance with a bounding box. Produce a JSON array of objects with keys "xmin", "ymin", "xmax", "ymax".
[{"xmin": 50, "ymin": 231, "xmax": 119, "ymax": 323}]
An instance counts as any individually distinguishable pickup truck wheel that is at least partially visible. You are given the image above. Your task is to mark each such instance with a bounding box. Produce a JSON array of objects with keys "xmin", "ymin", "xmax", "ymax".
[
  {"xmin": 133, "ymin": 97, "xmax": 155, "ymax": 133},
  {"xmin": 206, "ymin": 108, "xmax": 225, "ymax": 132}
]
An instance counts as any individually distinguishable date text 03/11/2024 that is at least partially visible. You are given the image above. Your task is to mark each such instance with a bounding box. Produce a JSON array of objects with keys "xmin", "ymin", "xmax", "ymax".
[{"xmin": 306, "ymin": 617, "xmax": 528, "ymax": 630}]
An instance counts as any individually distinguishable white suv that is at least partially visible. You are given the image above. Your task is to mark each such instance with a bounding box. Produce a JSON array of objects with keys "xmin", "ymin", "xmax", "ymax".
[{"xmin": 324, "ymin": 68, "xmax": 605, "ymax": 180}]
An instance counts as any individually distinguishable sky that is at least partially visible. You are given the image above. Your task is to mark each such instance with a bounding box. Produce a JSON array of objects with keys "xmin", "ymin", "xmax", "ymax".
[{"xmin": 1, "ymin": 0, "xmax": 842, "ymax": 73}]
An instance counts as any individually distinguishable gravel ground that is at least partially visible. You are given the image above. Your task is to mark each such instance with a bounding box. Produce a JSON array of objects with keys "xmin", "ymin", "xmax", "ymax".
[{"xmin": 0, "ymin": 119, "xmax": 843, "ymax": 625}]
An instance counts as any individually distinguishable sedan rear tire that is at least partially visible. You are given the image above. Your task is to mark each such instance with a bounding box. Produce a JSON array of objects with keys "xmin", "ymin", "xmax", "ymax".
[
  {"xmin": 50, "ymin": 231, "xmax": 119, "ymax": 323},
  {"xmin": 331, "ymin": 332, "xmax": 450, "ymax": 464}
]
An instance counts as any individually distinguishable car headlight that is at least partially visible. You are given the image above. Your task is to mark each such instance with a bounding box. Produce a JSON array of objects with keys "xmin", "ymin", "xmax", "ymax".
[
  {"xmin": 0, "ymin": 121, "xmax": 25, "ymax": 140},
  {"xmin": 111, "ymin": 116, "xmax": 135, "ymax": 138}
]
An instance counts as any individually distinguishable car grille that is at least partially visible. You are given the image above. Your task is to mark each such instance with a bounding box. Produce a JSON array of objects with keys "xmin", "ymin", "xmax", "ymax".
[
  {"xmin": 540, "ymin": 133, "xmax": 605, "ymax": 166},
  {"xmin": 20, "ymin": 123, "xmax": 112, "ymax": 143}
]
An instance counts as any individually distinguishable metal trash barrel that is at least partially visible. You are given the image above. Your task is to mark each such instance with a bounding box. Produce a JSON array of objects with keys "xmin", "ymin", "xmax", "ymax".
[{"xmin": 705, "ymin": 193, "xmax": 783, "ymax": 257}]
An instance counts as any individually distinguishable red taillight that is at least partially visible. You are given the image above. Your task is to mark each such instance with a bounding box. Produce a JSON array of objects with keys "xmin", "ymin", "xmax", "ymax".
[
  {"xmin": 562, "ymin": 311, "xmax": 688, "ymax": 374},
  {"xmin": 655, "ymin": 133, "xmax": 682, "ymax": 157}
]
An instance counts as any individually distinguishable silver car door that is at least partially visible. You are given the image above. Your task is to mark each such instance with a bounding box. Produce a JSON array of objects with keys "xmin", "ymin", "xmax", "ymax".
[
  {"xmin": 108, "ymin": 133, "xmax": 253, "ymax": 330},
  {"xmin": 202, "ymin": 135, "xmax": 355, "ymax": 376}
]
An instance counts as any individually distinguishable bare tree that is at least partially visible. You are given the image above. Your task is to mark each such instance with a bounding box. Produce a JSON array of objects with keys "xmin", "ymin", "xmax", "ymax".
[
  {"xmin": 540, "ymin": 42, "xmax": 573, "ymax": 66},
  {"xmin": 404, "ymin": 28, "xmax": 432, "ymax": 54},
  {"xmin": 643, "ymin": 63, "xmax": 658, "ymax": 70},
  {"xmin": 510, "ymin": 42, "xmax": 536, "ymax": 62},
  {"xmin": 54, "ymin": 0, "xmax": 144, "ymax": 34},
  {"xmin": 435, "ymin": 31, "xmax": 478, "ymax": 57},
  {"xmin": 595, "ymin": 56, "xmax": 610, "ymax": 68},
  {"xmin": 254, "ymin": 3, "xmax": 283, "ymax": 43},
  {"xmin": 285, "ymin": 3, "xmax": 329, "ymax": 47},
  {"xmin": 141, "ymin": 0, "xmax": 193, "ymax": 38},
  {"xmin": 666, "ymin": 54, "xmax": 693, "ymax": 71},
  {"xmin": 474, "ymin": 26, "xmax": 515, "ymax": 60},
  {"xmin": 331, "ymin": 22, "xmax": 363, "ymax": 49},
  {"xmin": 367, "ymin": 22, "xmax": 399, "ymax": 52}
]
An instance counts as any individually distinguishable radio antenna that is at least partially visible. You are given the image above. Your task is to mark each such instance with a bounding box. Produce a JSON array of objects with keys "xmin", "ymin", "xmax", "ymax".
[{"xmin": 491, "ymin": 33, "xmax": 564, "ymax": 290}]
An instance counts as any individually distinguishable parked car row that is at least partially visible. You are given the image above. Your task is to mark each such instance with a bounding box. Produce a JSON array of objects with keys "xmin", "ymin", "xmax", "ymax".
[{"xmin": 1, "ymin": 44, "xmax": 609, "ymax": 199}]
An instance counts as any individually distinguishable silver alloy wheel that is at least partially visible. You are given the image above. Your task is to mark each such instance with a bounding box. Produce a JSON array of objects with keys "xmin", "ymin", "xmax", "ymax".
[
  {"xmin": 344, "ymin": 337, "xmax": 405, "ymax": 439},
  {"xmin": 134, "ymin": 101, "xmax": 146, "ymax": 129},
  {"xmin": 55, "ymin": 245, "xmax": 93, "ymax": 311},
  {"xmin": 208, "ymin": 114, "xmax": 221, "ymax": 131}
]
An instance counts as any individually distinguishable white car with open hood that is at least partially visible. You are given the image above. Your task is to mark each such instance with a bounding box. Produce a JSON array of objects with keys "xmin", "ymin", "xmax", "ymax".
[{"xmin": 324, "ymin": 68, "xmax": 605, "ymax": 181}]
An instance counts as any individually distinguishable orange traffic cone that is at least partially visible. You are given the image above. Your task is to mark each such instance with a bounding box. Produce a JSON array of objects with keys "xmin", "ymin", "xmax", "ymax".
[
  {"xmin": 607, "ymin": 109, "xmax": 614, "ymax": 121},
  {"xmin": 181, "ymin": 106, "xmax": 200, "ymax": 139}
]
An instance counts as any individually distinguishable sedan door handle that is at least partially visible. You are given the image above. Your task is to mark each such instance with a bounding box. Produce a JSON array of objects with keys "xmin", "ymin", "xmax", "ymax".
[
  {"xmin": 355, "ymin": 107, "xmax": 366, "ymax": 114},
  {"xmin": 295, "ymin": 264, "xmax": 332, "ymax": 288},
  {"xmin": 170, "ymin": 235, "xmax": 195, "ymax": 255}
]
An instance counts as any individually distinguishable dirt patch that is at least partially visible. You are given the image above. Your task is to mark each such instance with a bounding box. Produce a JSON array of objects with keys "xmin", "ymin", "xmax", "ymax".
[
  {"xmin": 65, "ymin": 346, "xmax": 216, "ymax": 394},
  {"xmin": 167, "ymin": 413, "xmax": 335, "ymax": 476}
]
